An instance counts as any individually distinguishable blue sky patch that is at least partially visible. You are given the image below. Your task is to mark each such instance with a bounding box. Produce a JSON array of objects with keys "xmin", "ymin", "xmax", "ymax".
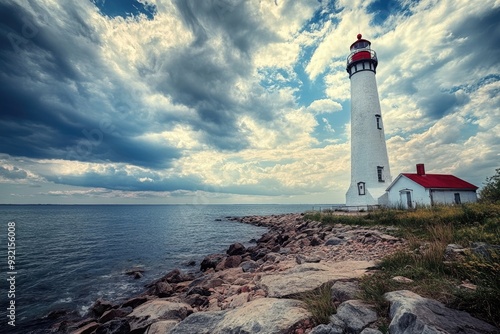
[{"xmin": 91, "ymin": 0, "xmax": 156, "ymax": 19}]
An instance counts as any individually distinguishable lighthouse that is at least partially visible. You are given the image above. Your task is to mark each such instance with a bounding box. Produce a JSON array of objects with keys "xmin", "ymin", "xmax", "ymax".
[{"xmin": 345, "ymin": 34, "xmax": 391, "ymax": 208}]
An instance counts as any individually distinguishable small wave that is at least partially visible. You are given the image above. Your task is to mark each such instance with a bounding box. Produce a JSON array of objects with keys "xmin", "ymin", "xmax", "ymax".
[
  {"xmin": 57, "ymin": 297, "xmax": 73, "ymax": 303},
  {"xmin": 79, "ymin": 304, "xmax": 91, "ymax": 317}
]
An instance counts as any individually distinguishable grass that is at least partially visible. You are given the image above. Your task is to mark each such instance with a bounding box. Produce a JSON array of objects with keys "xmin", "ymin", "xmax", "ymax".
[
  {"xmin": 295, "ymin": 282, "xmax": 336, "ymax": 325},
  {"xmin": 304, "ymin": 202, "xmax": 500, "ymax": 328}
]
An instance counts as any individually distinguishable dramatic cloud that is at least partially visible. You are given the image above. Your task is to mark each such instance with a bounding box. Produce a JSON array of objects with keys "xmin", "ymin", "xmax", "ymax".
[{"xmin": 0, "ymin": 0, "xmax": 498, "ymax": 204}]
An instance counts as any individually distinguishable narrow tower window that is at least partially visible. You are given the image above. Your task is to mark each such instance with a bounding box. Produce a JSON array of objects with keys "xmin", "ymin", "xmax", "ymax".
[
  {"xmin": 377, "ymin": 166, "xmax": 384, "ymax": 182},
  {"xmin": 375, "ymin": 115, "xmax": 382, "ymax": 129},
  {"xmin": 357, "ymin": 182, "xmax": 366, "ymax": 195}
]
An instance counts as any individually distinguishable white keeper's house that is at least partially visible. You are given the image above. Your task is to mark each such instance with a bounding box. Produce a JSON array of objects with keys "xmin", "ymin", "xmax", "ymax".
[{"xmin": 386, "ymin": 164, "xmax": 478, "ymax": 209}]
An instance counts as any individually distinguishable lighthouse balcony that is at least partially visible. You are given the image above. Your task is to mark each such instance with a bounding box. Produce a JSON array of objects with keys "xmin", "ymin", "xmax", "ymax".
[{"xmin": 346, "ymin": 49, "xmax": 377, "ymax": 67}]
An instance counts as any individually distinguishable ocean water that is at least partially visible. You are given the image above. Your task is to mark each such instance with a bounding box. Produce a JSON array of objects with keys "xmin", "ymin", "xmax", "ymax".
[{"xmin": 0, "ymin": 204, "xmax": 314, "ymax": 332}]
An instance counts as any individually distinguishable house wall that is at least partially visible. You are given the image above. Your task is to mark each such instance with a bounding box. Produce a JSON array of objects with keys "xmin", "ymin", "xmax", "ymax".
[
  {"xmin": 387, "ymin": 176, "xmax": 478, "ymax": 208},
  {"xmin": 431, "ymin": 190, "xmax": 477, "ymax": 205},
  {"xmin": 387, "ymin": 176, "xmax": 429, "ymax": 208}
]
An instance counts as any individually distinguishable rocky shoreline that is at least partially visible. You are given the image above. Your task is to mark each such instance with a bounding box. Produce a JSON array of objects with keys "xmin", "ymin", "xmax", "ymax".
[{"xmin": 53, "ymin": 213, "xmax": 498, "ymax": 334}]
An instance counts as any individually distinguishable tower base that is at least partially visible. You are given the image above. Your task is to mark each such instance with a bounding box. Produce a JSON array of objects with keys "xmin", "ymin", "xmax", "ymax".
[{"xmin": 345, "ymin": 184, "xmax": 387, "ymax": 211}]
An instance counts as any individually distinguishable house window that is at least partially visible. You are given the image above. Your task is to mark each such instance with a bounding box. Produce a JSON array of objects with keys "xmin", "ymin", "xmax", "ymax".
[
  {"xmin": 357, "ymin": 182, "xmax": 365, "ymax": 195},
  {"xmin": 377, "ymin": 166, "xmax": 384, "ymax": 182},
  {"xmin": 375, "ymin": 115, "xmax": 382, "ymax": 129},
  {"xmin": 454, "ymin": 193, "xmax": 461, "ymax": 204}
]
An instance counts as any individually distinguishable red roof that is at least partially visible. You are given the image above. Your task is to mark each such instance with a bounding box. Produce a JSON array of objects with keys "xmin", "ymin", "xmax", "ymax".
[{"xmin": 402, "ymin": 173, "xmax": 478, "ymax": 190}]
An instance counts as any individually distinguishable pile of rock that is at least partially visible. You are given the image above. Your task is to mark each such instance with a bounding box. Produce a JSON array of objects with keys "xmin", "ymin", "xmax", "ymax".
[
  {"xmin": 310, "ymin": 280, "xmax": 498, "ymax": 334},
  {"xmin": 60, "ymin": 213, "xmax": 498, "ymax": 334}
]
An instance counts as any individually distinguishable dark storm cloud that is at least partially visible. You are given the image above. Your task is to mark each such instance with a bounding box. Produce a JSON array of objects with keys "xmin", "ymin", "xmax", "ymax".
[
  {"xmin": 451, "ymin": 6, "xmax": 500, "ymax": 71},
  {"xmin": 148, "ymin": 0, "xmax": 281, "ymax": 150},
  {"xmin": 0, "ymin": 1, "xmax": 180, "ymax": 168},
  {"xmin": 417, "ymin": 91, "xmax": 468, "ymax": 119},
  {"xmin": 174, "ymin": 0, "xmax": 277, "ymax": 54},
  {"xmin": 0, "ymin": 0, "xmax": 284, "ymax": 168}
]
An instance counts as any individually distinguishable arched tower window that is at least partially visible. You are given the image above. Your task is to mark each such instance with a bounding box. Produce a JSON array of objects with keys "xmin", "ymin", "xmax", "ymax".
[{"xmin": 357, "ymin": 182, "xmax": 366, "ymax": 195}]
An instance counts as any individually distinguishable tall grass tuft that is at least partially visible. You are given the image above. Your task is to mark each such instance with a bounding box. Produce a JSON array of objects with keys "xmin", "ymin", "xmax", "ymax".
[{"xmin": 296, "ymin": 283, "xmax": 336, "ymax": 325}]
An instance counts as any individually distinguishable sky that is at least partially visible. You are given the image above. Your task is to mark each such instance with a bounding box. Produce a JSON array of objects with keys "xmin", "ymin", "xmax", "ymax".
[{"xmin": 0, "ymin": 0, "xmax": 499, "ymax": 205}]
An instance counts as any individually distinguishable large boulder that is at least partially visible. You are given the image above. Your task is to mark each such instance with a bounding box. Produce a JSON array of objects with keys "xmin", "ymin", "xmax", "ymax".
[
  {"xmin": 335, "ymin": 300, "xmax": 377, "ymax": 334},
  {"xmin": 169, "ymin": 298, "xmax": 311, "ymax": 334},
  {"xmin": 258, "ymin": 261, "xmax": 374, "ymax": 298},
  {"xmin": 121, "ymin": 296, "xmax": 149, "ymax": 309},
  {"xmin": 227, "ymin": 242, "xmax": 246, "ymax": 256},
  {"xmin": 200, "ymin": 254, "xmax": 226, "ymax": 272},
  {"xmin": 215, "ymin": 255, "xmax": 242, "ymax": 271},
  {"xmin": 331, "ymin": 280, "xmax": 361, "ymax": 303},
  {"xmin": 147, "ymin": 281, "xmax": 174, "ymax": 297},
  {"xmin": 94, "ymin": 318, "xmax": 130, "ymax": 334},
  {"xmin": 168, "ymin": 311, "xmax": 227, "ymax": 334},
  {"xmin": 146, "ymin": 320, "xmax": 179, "ymax": 334},
  {"xmin": 88, "ymin": 298, "xmax": 114, "ymax": 318},
  {"xmin": 128, "ymin": 299, "xmax": 193, "ymax": 321},
  {"xmin": 310, "ymin": 323, "xmax": 343, "ymax": 334},
  {"xmin": 98, "ymin": 307, "xmax": 132, "ymax": 324},
  {"xmin": 384, "ymin": 290, "xmax": 498, "ymax": 334},
  {"xmin": 71, "ymin": 322, "xmax": 100, "ymax": 334},
  {"xmin": 240, "ymin": 260, "xmax": 259, "ymax": 273}
]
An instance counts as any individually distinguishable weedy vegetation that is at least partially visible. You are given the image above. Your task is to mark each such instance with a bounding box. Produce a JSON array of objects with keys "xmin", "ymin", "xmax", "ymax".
[
  {"xmin": 303, "ymin": 202, "xmax": 500, "ymax": 328},
  {"xmin": 295, "ymin": 282, "xmax": 336, "ymax": 325}
]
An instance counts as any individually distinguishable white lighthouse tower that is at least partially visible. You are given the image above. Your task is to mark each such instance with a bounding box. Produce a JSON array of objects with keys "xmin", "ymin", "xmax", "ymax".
[{"xmin": 345, "ymin": 34, "xmax": 391, "ymax": 209}]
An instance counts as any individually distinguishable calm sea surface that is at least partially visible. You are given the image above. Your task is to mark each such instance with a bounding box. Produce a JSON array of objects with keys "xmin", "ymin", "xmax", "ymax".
[{"xmin": 0, "ymin": 204, "xmax": 315, "ymax": 332}]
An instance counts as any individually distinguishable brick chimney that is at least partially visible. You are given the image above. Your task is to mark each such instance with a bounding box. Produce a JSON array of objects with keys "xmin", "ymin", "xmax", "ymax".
[{"xmin": 416, "ymin": 163, "xmax": 425, "ymax": 175}]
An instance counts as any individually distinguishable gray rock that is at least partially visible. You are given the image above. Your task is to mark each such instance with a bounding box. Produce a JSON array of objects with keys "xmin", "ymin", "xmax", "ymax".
[
  {"xmin": 169, "ymin": 298, "xmax": 310, "ymax": 334},
  {"xmin": 385, "ymin": 290, "xmax": 499, "ymax": 334},
  {"xmin": 310, "ymin": 323, "xmax": 340, "ymax": 334},
  {"xmin": 168, "ymin": 311, "xmax": 227, "ymax": 334},
  {"xmin": 128, "ymin": 300, "xmax": 193, "ymax": 321},
  {"xmin": 279, "ymin": 247, "xmax": 291, "ymax": 255},
  {"xmin": 471, "ymin": 242, "xmax": 500, "ymax": 260},
  {"xmin": 296, "ymin": 254, "xmax": 322, "ymax": 264},
  {"xmin": 325, "ymin": 237, "xmax": 345, "ymax": 246},
  {"xmin": 94, "ymin": 318, "xmax": 130, "ymax": 334},
  {"xmin": 146, "ymin": 320, "xmax": 178, "ymax": 334},
  {"xmin": 258, "ymin": 261, "xmax": 373, "ymax": 298},
  {"xmin": 444, "ymin": 244, "xmax": 466, "ymax": 261},
  {"xmin": 360, "ymin": 328, "xmax": 383, "ymax": 334},
  {"xmin": 331, "ymin": 280, "xmax": 361, "ymax": 302},
  {"xmin": 327, "ymin": 315, "xmax": 346, "ymax": 333},
  {"xmin": 335, "ymin": 300, "xmax": 377, "ymax": 334},
  {"xmin": 240, "ymin": 260, "xmax": 259, "ymax": 273}
]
